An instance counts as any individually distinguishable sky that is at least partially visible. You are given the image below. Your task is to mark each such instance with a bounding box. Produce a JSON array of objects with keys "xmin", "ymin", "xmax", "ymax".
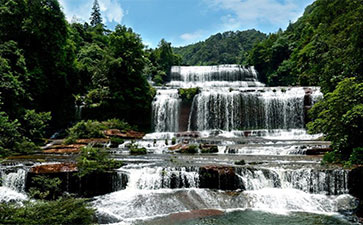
[{"xmin": 59, "ymin": 0, "xmax": 315, "ymax": 48}]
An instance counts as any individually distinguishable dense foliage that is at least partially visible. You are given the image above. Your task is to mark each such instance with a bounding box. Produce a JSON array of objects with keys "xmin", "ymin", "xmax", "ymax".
[
  {"xmin": 146, "ymin": 39, "xmax": 181, "ymax": 85},
  {"xmin": 174, "ymin": 30, "xmax": 266, "ymax": 66},
  {"xmin": 64, "ymin": 119, "xmax": 133, "ymax": 144},
  {"xmin": 28, "ymin": 176, "xmax": 62, "ymax": 200},
  {"xmin": 246, "ymin": 0, "xmax": 363, "ymax": 90},
  {"xmin": 0, "ymin": 198, "xmax": 95, "ymax": 225},
  {"xmin": 307, "ymin": 78, "xmax": 363, "ymax": 162},
  {"xmin": 0, "ymin": 0, "xmax": 155, "ymax": 156}
]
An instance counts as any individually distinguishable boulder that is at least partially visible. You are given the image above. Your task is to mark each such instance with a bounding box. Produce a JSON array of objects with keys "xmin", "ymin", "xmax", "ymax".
[
  {"xmin": 29, "ymin": 163, "xmax": 78, "ymax": 173},
  {"xmin": 199, "ymin": 165, "xmax": 239, "ymax": 190}
]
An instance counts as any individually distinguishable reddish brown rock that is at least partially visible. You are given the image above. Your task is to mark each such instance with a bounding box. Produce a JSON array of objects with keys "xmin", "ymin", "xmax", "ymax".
[
  {"xmin": 168, "ymin": 143, "xmax": 183, "ymax": 151},
  {"xmin": 76, "ymin": 138, "xmax": 110, "ymax": 144},
  {"xmin": 30, "ymin": 163, "xmax": 78, "ymax": 174},
  {"xmin": 103, "ymin": 129, "xmax": 145, "ymax": 139},
  {"xmin": 43, "ymin": 148, "xmax": 81, "ymax": 154}
]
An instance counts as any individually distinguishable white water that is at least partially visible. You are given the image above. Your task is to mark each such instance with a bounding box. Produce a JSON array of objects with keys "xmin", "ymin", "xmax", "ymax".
[
  {"xmin": 169, "ymin": 65, "xmax": 265, "ymax": 88},
  {"xmin": 0, "ymin": 168, "xmax": 28, "ymax": 202},
  {"xmin": 152, "ymin": 89, "xmax": 181, "ymax": 132},
  {"xmin": 93, "ymin": 187, "xmax": 356, "ymax": 224}
]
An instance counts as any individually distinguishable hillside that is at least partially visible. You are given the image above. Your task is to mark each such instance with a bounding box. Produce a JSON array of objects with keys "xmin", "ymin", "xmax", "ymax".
[
  {"xmin": 173, "ymin": 29, "xmax": 266, "ymax": 66},
  {"xmin": 247, "ymin": 0, "xmax": 363, "ymax": 91}
]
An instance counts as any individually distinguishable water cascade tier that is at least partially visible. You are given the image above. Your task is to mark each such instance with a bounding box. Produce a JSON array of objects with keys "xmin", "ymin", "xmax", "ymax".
[{"xmin": 152, "ymin": 65, "xmax": 322, "ymax": 132}]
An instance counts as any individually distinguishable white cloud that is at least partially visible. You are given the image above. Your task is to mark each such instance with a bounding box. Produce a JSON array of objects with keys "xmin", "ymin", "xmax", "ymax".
[
  {"xmin": 99, "ymin": 0, "xmax": 124, "ymax": 23},
  {"xmin": 180, "ymin": 30, "xmax": 204, "ymax": 42},
  {"xmin": 59, "ymin": 0, "xmax": 124, "ymax": 24},
  {"xmin": 207, "ymin": 0, "xmax": 303, "ymax": 29}
]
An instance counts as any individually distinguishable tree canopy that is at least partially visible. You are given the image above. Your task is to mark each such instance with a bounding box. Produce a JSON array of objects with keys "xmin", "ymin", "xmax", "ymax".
[{"xmin": 174, "ymin": 29, "xmax": 266, "ymax": 66}]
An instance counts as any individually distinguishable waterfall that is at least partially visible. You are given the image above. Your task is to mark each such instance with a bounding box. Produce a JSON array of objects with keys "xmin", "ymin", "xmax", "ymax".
[
  {"xmin": 152, "ymin": 89, "xmax": 181, "ymax": 132},
  {"xmin": 169, "ymin": 65, "xmax": 264, "ymax": 88},
  {"xmin": 189, "ymin": 88, "xmax": 305, "ymax": 131},
  {"xmin": 120, "ymin": 166, "xmax": 200, "ymax": 190},
  {"xmin": 0, "ymin": 167, "xmax": 28, "ymax": 203},
  {"xmin": 1, "ymin": 168, "xmax": 27, "ymax": 193}
]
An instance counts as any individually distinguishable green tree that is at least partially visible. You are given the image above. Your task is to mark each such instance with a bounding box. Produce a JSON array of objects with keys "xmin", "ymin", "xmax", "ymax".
[
  {"xmin": 90, "ymin": 0, "xmax": 102, "ymax": 27},
  {"xmin": 307, "ymin": 78, "xmax": 363, "ymax": 159}
]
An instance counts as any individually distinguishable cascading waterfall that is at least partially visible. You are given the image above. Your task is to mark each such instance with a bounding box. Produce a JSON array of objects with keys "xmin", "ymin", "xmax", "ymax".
[
  {"xmin": 151, "ymin": 65, "xmax": 322, "ymax": 132},
  {"xmin": 236, "ymin": 167, "xmax": 348, "ymax": 195},
  {"xmin": 1, "ymin": 168, "xmax": 27, "ymax": 193},
  {"xmin": 169, "ymin": 65, "xmax": 264, "ymax": 88}
]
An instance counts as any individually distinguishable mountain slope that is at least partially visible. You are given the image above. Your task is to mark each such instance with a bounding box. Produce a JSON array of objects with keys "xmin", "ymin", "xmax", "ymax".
[{"xmin": 173, "ymin": 29, "xmax": 266, "ymax": 66}]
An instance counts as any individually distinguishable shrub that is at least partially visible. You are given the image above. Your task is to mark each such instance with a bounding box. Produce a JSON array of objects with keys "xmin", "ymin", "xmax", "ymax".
[
  {"xmin": 65, "ymin": 120, "xmax": 106, "ymax": 144},
  {"xmin": 171, "ymin": 137, "xmax": 176, "ymax": 145},
  {"xmin": 349, "ymin": 147, "xmax": 363, "ymax": 165},
  {"xmin": 22, "ymin": 110, "xmax": 51, "ymax": 144},
  {"xmin": 28, "ymin": 176, "xmax": 62, "ymax": 200},
  {"xmin": 200, "ymin": 145, "xmax": 218, "ymax": 153},
  {"xmin": 64, "ymin": 119, "xmax": 133, "ymax": 144},
  {"xmin": 0, "ymin": 198, "xmax": 95, "ymax": 225},
  {"xmin": 77, "ymin": 146, "xmax": 123, "ymax": 177},
  {"xmin": 129, "ymin": 144, "xmax": 147, "ymax": 155},
  {"xmin": 102, "ymin": 118, "xmax": 134, "ymax": 131},
  {"xmin": 180, "ymin": 145, "xmax": 198, "ymax": 154},
  {"xmin": 110, "ymin": 137, "xmax": 124, "ymax": 148},
  {"xmin": 321, "ymin": 151, "xmax": 340, "ymax": 164}
]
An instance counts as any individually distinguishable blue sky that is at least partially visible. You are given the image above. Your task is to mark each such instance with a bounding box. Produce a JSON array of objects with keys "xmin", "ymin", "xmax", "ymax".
[{"xmin": 59, "ymin": 0, "xmax": 315, "ymax": 48}]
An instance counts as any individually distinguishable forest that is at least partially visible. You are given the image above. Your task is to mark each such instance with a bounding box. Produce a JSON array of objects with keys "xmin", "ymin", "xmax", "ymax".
[
  {"xmin": 0, "ymin": 0, "xmax": 362, "ymax": 224},
  {"xmin": 1, "ymin": 0, "xmax": 362, "ymax": 163}
]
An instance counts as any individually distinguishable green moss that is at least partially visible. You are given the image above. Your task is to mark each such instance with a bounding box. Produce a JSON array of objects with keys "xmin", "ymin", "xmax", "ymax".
[
  {"xmin": 129, "ymin": 144, "xmax": 147, "ymax": 155},
  {"xmin": 178, "ymin": 88, "xmax": 200, "ymax": 102}
]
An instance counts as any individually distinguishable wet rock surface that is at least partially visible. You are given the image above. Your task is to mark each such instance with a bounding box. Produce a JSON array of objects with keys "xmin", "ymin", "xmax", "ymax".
[{"xmin": 199, "ymin": 165, "xmax": 239, "ymax": 190}]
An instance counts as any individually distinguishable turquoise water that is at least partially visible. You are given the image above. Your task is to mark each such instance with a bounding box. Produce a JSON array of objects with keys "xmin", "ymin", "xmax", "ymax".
[{"xmin": 139, "ymin": 210, "xmax": 355, "ymax": 225}]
